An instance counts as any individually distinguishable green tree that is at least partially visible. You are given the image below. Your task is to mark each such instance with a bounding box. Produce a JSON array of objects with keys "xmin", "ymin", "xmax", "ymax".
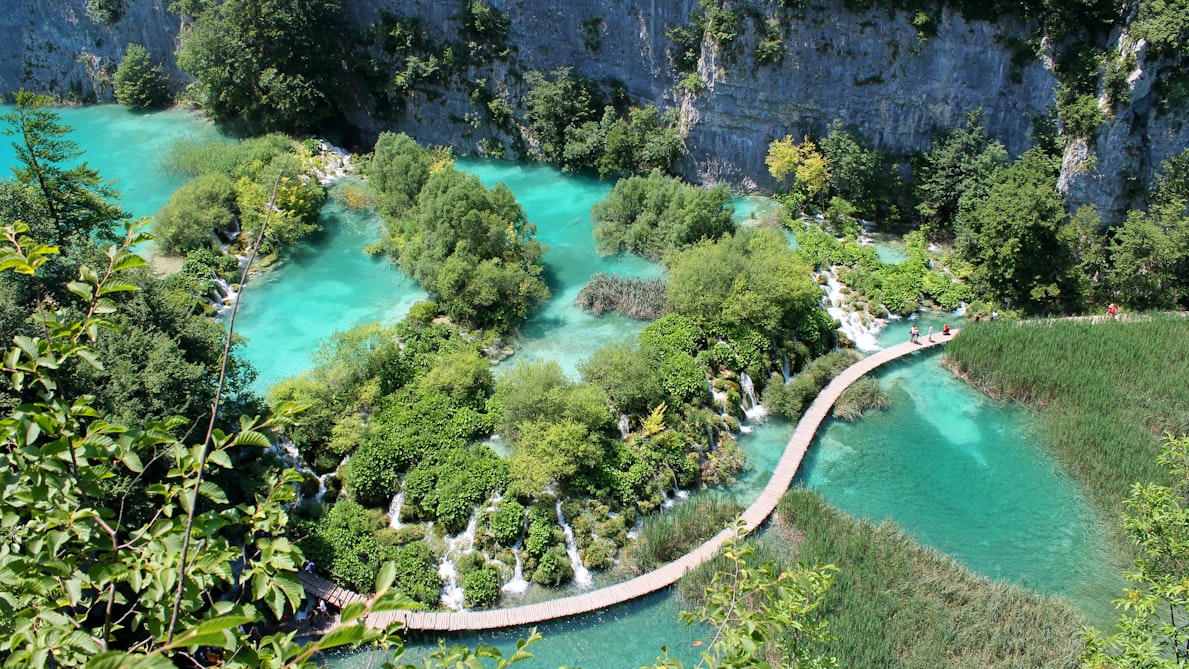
[
  {"xmin": 175, "ymin": 0, "xmax": 344, "ymax": 133},
  {"xmin": 152, "ymin": 172, "xmax": 237, "ymax": 254},
  {"xmin": 366, "ymin": 132, "xmax": 438, "ymax": 218},
  {"xmin": 818, "ymin": 121, "xmax": 892, "ymax": 220},
  {"xmin": 1081, "ymin": 434, "xmax": 1189, "ymax": 668},
  {"xmin": 667, "ymin": 228, "xmax": 831, "ymax": 351},
  {"xmin": 1, "ymin": 91, "xmax": 127, "ymax": 247},
  {"xmin": 592, "ymin": 170, "xmax": 735, "ymax": 259},
  {"xmin": 766, "ymin": 135, "xmax": 829, "ymax": 208},
  {"xmin": 387, "ymin": 168, "xmax": 549, "ymax": 332},
  {"xmin": 1107, "ymin": 202, "xmax": 1189, "ymax": 310},
  {"xmin": 113, "ymin": 43, "xmax": 171, "ymax": 110},
  {"xmin": 510, "ymin": 419, "xmax": 607, "ymax": 494},
  {"xmin": 956, "ymin": 148, "xmax": 1081, "ymax": 311},
  {"xmin": 915, "ymin": 109, "xmax": 1009, "ymax": 241},
  {"xmin": 524, "ymin": 68, "xmax": 601, "ymax": 164}
]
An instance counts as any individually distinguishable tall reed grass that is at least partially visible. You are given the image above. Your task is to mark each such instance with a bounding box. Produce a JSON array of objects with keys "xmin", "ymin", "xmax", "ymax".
[
  {"xmin": 574, "ymin": 273, "xmax": 668, "ymax": 320},
  {"xmin": 682, "ymin": 489, "xmax": 1086, "ymax": 668},
  {"xmin": 945, "ymin": 316, "xmax": 1189, "ymax": 515},
  {"xmin": 629, "ymin": 497, "xmax": 742, "ymax": 572}
]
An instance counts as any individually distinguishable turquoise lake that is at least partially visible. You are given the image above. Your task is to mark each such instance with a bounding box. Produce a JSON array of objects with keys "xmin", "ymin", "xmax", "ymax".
[{"xmin": 0, "ymin": 105, "xmax": 1123, "ymax": 667}]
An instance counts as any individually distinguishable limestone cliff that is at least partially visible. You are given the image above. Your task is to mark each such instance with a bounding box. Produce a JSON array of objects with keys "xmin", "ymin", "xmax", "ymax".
[
  {"xmin": 1, "ymin": 0, "xmax": 1185, "ymax": 219},
  {"xmin": 0, "ymin": 0, "xmax": 182, "ymax": 101}
]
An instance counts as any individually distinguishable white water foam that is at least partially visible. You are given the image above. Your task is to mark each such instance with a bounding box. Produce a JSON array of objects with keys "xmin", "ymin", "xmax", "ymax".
[{"xmin": 556, "ymin": 501, "xmax": 593, "ymax": 589}]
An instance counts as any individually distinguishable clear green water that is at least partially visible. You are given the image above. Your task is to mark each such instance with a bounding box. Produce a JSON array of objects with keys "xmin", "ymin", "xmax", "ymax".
[
  {"xmin": 0, "ymin": 104, "xmax": 224, "ymax": 221},
  {"xmin": 798, "ymin": 347, "xmax": 1122, "ymax": 625},
  {"xmin": 1, "ymin": 106, "xmax": 1123, "ymax": 663},
  {"xmin": 325, "ymin": 589, "xmax": 706, "ymax": 669}
]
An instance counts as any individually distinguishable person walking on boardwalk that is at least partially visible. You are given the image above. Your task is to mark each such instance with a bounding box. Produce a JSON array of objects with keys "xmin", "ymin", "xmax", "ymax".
[
  {"xmin": 927, "ymin": 325, "xmax": 934, "ymax": 342},
  {"xmin": 1108, "ymin": 303, "xmax": 1119, "ymax": 319},
  {"xmin": 909, "ymin": 325, "xmax": 919, "ymax": 343},
  {"xmin": 943, "ymin": 323, "xmax": 951, "ymax": 336}
]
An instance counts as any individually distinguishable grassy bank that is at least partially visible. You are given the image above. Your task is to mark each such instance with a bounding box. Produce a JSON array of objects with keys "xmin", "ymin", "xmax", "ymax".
[
  {"xmin": 681, "ymin": 489, "xmax": 1086, "ymax": 668},
  {"xmin": 944, "ymin": 316, "xmax": 1189, "ymax": 515}
]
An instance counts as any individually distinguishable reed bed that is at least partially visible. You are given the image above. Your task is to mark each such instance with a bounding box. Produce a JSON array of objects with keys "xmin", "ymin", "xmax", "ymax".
[
  {"xmin": 832, "ymin": 376, "xmax": 890, "ymax": 421},
  {"xmin": 629, "ymin": 497, "xmax": 742, "ymax": 572},
  {"xmin": 574, "ymin": 272, "xmax": 668, "ymax": 320},
  {"xmin": 945, "ymin": 315, "xmax": 1189, "ymax": 516},
  {"xmin": 681, "ymin": 489, "xmax": 1086, "ymax": 668}
]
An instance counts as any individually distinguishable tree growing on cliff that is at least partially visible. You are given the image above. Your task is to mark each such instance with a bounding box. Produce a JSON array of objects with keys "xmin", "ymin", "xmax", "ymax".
[
  {"xmin": 113, "ymin": 43, "xmax": 171, "ymax": 110},
  {"xmin": 955, "ymin": 148, "xmax": 1083, "ymax": 311},
  {"xmin": 914, "ymin": 109, "xmax": 1008, "ymax": 241},
  {"xmin": 175, "ymin": 0, "xmax": 345, "ymax": 133}
]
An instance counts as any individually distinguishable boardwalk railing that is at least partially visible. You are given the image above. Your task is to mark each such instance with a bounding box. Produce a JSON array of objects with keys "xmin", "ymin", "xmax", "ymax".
[{"xmin": 300, "ymin": 332, "xmax": 959, "ymax": 631}]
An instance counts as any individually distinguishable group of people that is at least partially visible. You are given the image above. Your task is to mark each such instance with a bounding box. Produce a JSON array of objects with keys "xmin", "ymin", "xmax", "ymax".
[{"xmin": 908, "ymin": 323, "xmax": 955, "ymax": 344}]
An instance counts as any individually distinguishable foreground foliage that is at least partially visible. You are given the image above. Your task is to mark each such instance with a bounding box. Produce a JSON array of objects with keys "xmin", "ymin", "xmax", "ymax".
[{"xmin": 1081, "ymin": 434, "xmax": 1189, "ymax": 668}]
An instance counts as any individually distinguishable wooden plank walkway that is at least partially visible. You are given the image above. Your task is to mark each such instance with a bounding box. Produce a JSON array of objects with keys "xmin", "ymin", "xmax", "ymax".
[{"xmin": 299, "ymin": 331, "xmax": 959, "ymax": 631}]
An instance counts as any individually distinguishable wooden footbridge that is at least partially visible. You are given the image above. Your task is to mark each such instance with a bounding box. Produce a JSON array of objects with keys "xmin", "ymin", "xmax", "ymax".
[{"xmin": 301, "ymin": 330, "xmax": 959, "ymax": 631}]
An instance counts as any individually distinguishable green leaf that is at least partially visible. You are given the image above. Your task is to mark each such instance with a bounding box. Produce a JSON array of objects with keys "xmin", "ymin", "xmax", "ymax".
[
  {"xmin": 310, "ymin": 624, "xmax": 368, "ymax": 651},
  {"xmin": 375, "ymin": 560, "xmax": 396, "ymax": 594},
  {"xmin": 198, "ymin": 480, "xmax": 228, "ymax": 504},
  {"xmin": 120, "ymin": 450, "xmax": 144, "ymax": 473}
]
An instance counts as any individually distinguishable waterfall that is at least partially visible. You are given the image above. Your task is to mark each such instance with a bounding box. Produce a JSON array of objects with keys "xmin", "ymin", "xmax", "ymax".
[
  {"xmin": 387, "ymin": 482, "xmax": 405, "ymax": 529},
  {"xmin": 740, "ymin": 372, "xmax": 758, "ymax": 408},
  {"xmin": 438, "ymin": 512, "xmax": 480, "ymax": 610},
  {"xmin": 617, "ymin": 413, "xmax": 631, "ymax": 440},
  {"xmin": 818, "ymin": 269, "xmax": 885, "ymax": 351},
  {"xmin": 555, "ymin": 501, "xmax": 593, "ymax": 589},
  {"xmin": 739, "ymin": 372, "xmax": 770, "ymax": 423},
  {"xmin": 211, "ymin": 277, "xmax": 239, "ymax": 313},
  {"xmin": 782, "ymin": 351, "xmax": 792, "ymax": 382},
  {"xmin": 501, "ymin": 545, "xmax": 529, "ymax": 595}
]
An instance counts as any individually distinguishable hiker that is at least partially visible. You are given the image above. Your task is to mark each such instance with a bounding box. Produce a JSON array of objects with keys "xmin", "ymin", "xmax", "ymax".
[
  {"xmin": 943, "ymin": 324, "xmax": 951, "ymax": 336},
  {"xmin": 974, "ymin": 313, "xmax": 981, "ymax": 324},
  {"xmin": 991, "ymin": 310, "xmax": 998, "ymax": 321},
  {"xmin": 927, "ymin": 326, "xmax": 934, "ymax": 342},
  {"xmin": 1108, "ymin": 303, "xmax": 1118, "ymax": 319}
]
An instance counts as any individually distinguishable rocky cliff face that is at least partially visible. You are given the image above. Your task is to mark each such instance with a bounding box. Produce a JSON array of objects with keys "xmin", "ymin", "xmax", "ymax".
[
  {"xmin": 0, "ymin": 0, "xmax": 182, "ymax": 101},
  {"xmin": 1, "ymin": 0, "xmax": 1183, "ymax": 219}
]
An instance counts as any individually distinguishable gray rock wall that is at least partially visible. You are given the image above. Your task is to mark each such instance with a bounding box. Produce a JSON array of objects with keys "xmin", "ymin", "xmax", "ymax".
[
  {"xmin": 1, "ymin": 0, "xmax": 1183, "ymax": 219},
  {"xmin": 0, "ymin": 0, "xmax": 182, "ymax": 101}
]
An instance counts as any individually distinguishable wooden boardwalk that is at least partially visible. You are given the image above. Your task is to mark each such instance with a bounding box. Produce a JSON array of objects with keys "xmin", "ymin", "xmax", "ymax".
[{"xmin": 300, "ymin": 331, "xmax": 959, "ymax": 631}]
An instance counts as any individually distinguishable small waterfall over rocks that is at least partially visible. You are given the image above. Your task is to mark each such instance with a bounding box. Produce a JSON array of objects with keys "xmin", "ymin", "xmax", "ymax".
[
  {"xmin": 387, "ymin": 482, "xmax": 405, "ymax": 529},
  {"xmin": 819, "ymin": 269, "xmax": 884, "ymax": 351},
  {"xmin": 556, "ymin": 501, "xmax": 593, "ymax": 589},
  {"xmin": 740, "ymin": 372, "xmax": 769, "ymax": 423},
  {"xmin": 211, "ymin": 277, "xmax": 239, "ymax": 314},
  {"xmin": 501, "ymin": 543, "xmax": 530, "ymax": 595},
  {"xmin": 438, "ymin": 513, "xmax": 479, "ymax": 610},
  {"xmin": 617, "ymin": 413, "xmax": 631, "ymax": 440}
]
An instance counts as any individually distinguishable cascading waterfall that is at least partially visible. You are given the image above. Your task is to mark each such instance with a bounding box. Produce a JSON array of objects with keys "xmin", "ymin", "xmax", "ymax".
[
  {"xmin": 740, "ymin": 372, "xmax": 769, "ymax": 423},
  {"xmin": 501, "ymin": 543, "xmax": 530, "ymax": 595},
  {"xmin": 819, "ymin": 269, "xmax": 884, "ymax": 351},
  {"xmin": 555, "ymin": 501, "xmax": 594, "ymax": 589},
  {"xmin": 211, "ymin": 277, "xmax": 239, "ymax": 313},
  {"xmin": 617, "ymin": 413, "xmax": 631, "ymax": 440},
  {"xmin": 387, "ymin": 482, "xmax": 405, "ymax": 529},
  {"xmin": 782, "ymin": 351, "xmax": 792, "ymax": 382},
  {"xmin": 438, "ymin": 513, "xmax": 479, "ymax": 610}
]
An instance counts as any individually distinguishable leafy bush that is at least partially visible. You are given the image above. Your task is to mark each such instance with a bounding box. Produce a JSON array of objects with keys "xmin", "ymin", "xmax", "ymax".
[
  {"xmin": 488, "ymin": 500, "xmax": 526, "ymax": 546},
  {"xmin": 392, "ymin": 541, "xmax": 443, "ymax": 606},
  {"xmin": 532, "ymin": 545, "xmax": 574, "ymax": 586},
  {"xmin": 462, "ymin": 566, "xmax": 502, "ymax": 607},
  {"xmin": 113, "ymin": 44, "xmax": 169, "ymax": 110},
  {"xmin": 152, "ymin": 173, "xmax": 237, "ymax": 254}
]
